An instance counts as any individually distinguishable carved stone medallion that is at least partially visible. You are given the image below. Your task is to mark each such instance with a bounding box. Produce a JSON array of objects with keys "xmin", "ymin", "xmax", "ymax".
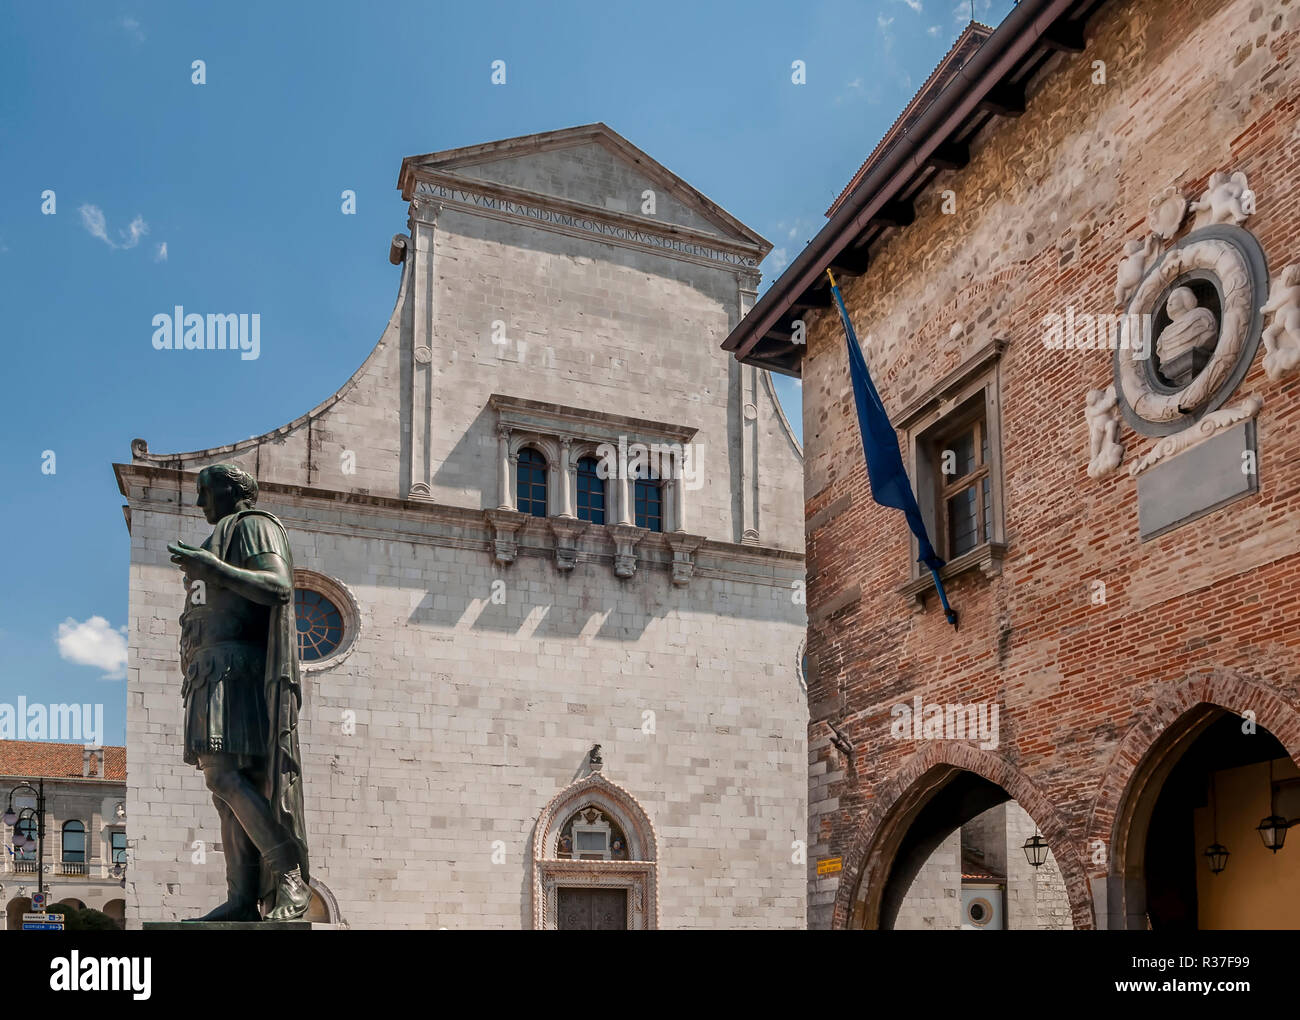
[{"xmin": 1112, "ymin": 224, "xmax": 1268, "ymax": 438}]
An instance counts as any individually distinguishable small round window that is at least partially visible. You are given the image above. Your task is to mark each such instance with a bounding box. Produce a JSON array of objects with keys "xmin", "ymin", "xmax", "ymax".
[{"xmin": 295, "ymin": 588, "xmax": 344, "ymax": 661}]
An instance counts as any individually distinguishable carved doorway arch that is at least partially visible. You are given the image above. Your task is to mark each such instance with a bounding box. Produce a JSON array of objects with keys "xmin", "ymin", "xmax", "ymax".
[{"xmin": 531, "ymin": 771, "xmax": 658, "ymax": 930}]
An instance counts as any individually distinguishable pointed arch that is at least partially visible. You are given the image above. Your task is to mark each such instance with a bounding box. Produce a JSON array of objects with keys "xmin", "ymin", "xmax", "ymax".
[
  {"xmin": 1088, "ymin": 668, "xmax": 1300, "ymax": 929},
  {"xmin": 531, "ymin": 770, "xmax": 658, "ymax": 929},
  {"xmin": 832, "ymin": 741, "xmax": 1094, "ymax": 930}
]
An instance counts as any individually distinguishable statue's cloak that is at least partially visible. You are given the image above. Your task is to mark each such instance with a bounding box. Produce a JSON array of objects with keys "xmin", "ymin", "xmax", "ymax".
[{"xmin": 214, "ymin": 508, "xmax": 311, "ymax": 895}]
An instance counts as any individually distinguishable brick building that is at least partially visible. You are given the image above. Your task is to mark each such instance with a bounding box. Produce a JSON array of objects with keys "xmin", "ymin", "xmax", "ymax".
[
  {"xmin": 0, "ymin": 742, "xmax": 128, "ymax": 929},
  {"xmin": 724, "ymin": 0, "xmax": 1300, "ymax": 929},
  {"xmin": 116, "ymin": 125, "xmax": 806, "ymax": 929}
]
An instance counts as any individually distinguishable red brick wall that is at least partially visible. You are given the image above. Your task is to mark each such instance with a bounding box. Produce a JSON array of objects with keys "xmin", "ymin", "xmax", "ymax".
[{"xmin": 799, "ymin": 0, "xmax": 1300, "ymax": 928}]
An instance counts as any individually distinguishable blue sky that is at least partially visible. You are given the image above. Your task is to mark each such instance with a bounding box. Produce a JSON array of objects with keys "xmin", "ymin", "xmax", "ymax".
[{"xmin": 0, "ymin": 0, "xmax": 1014, "ymax": 746}]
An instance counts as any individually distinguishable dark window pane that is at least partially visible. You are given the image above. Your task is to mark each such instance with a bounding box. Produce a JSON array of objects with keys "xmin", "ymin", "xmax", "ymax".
[
  {"xmin": 948, "ymin": 485, "xmax": 978, "ymax": 557},
  {"xmin": 516, "ymin": 447, "xmax": 548, "ymax": 518},
  {"xmin": 635, "ymin": 479, "xmax": 663, "ymax": 532},
  {"xmin": 62, "ymin": 821, "xmax": 85, "ymax": 863},
  {"xmin": 576, "ymin": 456, "xmax": 606, "ymax": 525},
  {"xmin": 946, "ymin": 429, "xmax": 976, "ymax": 479}
]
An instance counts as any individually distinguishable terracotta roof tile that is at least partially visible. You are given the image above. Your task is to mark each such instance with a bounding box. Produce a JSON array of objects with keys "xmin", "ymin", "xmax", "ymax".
[{"xmin": 0, "ymin": 741, "xmax": 126, "ymax": 782}]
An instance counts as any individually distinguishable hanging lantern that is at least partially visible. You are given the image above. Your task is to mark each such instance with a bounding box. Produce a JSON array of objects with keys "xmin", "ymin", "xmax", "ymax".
[
  {"xmin": 1203, "ymin": 842, "xmax": 1230, "ymax": 874},
  {"xmin": 1255, "ymin": 760, "xmax": 1290, "ymax": 854},
  {"xmin": 0, "ymin": 808, "xmax": 16, "ymax": 827},
  {"xmin": 1256, "ymin": 814, "xmax": 1289, "ymax": 853},
  {"xmin": 1022, "ymin": 832, "xmax": 1050, "ymax": 868}
]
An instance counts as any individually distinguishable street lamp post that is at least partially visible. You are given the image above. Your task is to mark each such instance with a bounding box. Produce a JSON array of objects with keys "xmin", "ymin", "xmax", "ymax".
[{"xmin": 3, "ymin": 779, "xmax": 47, "ymax": 901}]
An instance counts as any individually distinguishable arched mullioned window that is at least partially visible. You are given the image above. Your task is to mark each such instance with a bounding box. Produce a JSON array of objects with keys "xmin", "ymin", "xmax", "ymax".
[
  {"xmin": 61, "ymin": 820, "xmax": 85, "ymax": 864},
  {"xmin": 576, "ymin": 457, "xmax": 606, "ymax": 524},
  {"xmin": 517, "ymin": 447, "xmax": 548, "ymax": 518}
]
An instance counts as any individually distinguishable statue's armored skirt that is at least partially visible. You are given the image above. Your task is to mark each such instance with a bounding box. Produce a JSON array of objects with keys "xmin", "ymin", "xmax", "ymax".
[{"xmin": 179, "ymin": 587, "xmax": 272, "ymax": 769}]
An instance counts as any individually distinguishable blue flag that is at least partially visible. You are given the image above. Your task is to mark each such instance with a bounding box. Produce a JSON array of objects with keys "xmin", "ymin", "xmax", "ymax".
[{"xmin": 827, "ymin": 270, "xmax": 958, "ymax": 628}]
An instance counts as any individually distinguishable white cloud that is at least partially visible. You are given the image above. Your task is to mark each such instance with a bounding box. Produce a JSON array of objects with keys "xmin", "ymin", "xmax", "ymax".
[
  {"xmin": 895, "ymin": 0, "xmax": 924, "ymax": 12},
  {"xmin": 120, "ymin": 16, "xmax": 145, "ymax": 43},
  {"xmin": 768, "ymin": 247, "xmax": 788, "ymax": 275},
  {"xmin": 154, "ymin": 241, "xmax": 168, "ymax": 262},
  {"xmin": 57, "ymin": 616, "xmax": 127, "ymax": 680},
  {"xmin": 928, "ymin": 24, "xmax": 942, "ymax": 35},
  {"xmin": 877, "ymin": 14, "xmax": 896, "ymax": 52},
  {"xmin": 79, "ymin": 204, "xmax": 149, "ymax": 251}
]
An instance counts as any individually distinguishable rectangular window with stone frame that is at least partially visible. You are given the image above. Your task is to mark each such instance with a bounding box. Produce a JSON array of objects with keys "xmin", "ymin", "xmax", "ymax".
[{"xmin": 898, "ymin": 340, "xmax": 1007, "ymax": 607}]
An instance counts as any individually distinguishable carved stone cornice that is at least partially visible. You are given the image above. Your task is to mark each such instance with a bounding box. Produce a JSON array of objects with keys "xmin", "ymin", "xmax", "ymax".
[
  {"xmin": 406, "ymin": 169, "xmax": 764, "ymax": 271},
  {"xmin": 488, "ymin": 393, "xmax": 697, "ymax": 446}
]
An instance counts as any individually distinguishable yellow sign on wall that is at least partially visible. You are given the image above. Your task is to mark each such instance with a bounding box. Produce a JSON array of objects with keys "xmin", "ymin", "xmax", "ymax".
[{"xmin": 817, "ymin": 856, "xmax": 843, "ymax": 876}]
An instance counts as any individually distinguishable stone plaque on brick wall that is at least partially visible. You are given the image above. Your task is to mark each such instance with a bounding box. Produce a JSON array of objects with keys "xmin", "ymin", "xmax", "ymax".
[{"xmin": 1137, "ymin": 420, "xmax": 1257, "ymax": 540}]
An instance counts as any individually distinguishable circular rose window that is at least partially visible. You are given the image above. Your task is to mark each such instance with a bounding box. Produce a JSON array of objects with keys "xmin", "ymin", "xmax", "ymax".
[
  {"xmin": 291, "ymin": 570, "xmax": 360, "ymax": 668},
  {"xmin": 295, "ymin": 589, "xmax": 343, "ymax": 661}
]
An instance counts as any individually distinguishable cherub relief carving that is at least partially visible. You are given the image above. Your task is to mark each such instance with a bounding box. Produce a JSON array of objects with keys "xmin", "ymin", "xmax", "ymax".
[
  {"xmin": 1261, "ymin": 264, "xmax": 1300, "ymax": 381},
  {"xmin": 1190, "ymin": 171, "xmax": 1255, "ymax": 226},
  {"xmin": 1115, "ymin": 235, "xmax": 1158, "ymax": 308},
  {"xmin": 1085, "ymin": 385, "xmax": 1124, "ymax": 478}
]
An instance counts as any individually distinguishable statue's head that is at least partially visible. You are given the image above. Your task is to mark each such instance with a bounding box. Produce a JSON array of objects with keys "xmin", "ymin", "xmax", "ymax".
[
  {"xmin": 196, "ymin": 463, "xmax": 258, "ymax": 524},
  {"xmin": 1166, "ymin": 286, "xmax": 1196, "ymax": 319}
]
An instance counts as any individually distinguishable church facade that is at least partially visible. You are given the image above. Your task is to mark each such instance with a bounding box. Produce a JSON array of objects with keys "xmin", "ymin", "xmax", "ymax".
[
  {"xmin": 116, "ymin": 124, "xmax": 806, "ymax": 929},
  {"xmin": 725, "ymin": 0, "xmax": 1300, "ymax": 929}
]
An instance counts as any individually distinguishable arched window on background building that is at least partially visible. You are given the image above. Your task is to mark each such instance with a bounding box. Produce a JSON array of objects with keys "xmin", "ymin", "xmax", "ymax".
[
  {"xmin": 576, "ymin": 456, "xmax": 606, "ymax": 524},
  {"xmin": 633, "ymin": 469, "xmax": 663, "ymax": 532},
  {"xmin": 517, "ymin": 447, "xmax": 548, "ymax": 518},
  {"xmin": 61, "ymin": 820, "xmax": 86, "ymax": 874}
]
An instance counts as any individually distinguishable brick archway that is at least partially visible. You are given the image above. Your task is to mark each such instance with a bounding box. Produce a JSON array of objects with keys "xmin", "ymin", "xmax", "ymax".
[
  {"xmin": 1088, "ymin": 668, "xmax": 1300, "ymax": 929},
  {"xmin": 832, "ymin": 742, "xmax": 1094, "ymax": 930}
]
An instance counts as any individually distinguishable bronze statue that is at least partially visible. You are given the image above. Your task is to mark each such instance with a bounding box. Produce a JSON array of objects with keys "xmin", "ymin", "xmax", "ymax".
[{"xmin": 167, "ymin": 463, "xmax": 311, "ymax": 922}]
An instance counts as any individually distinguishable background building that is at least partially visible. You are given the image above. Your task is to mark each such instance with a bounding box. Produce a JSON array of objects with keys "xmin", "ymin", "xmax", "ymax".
[
  {"xmin": 895, "ymin": 802, "xmax": 1072, "ymax": 930},
  {"xmin": 117, "ymin": 125, "xmax": 807, "ymax": 929},
  {"xmin": 725, "ymin": 0, "xmax": 1300, "ymax": 929},
  {"xmin": 0, "ymin": 742, "xmax": 128, "ymax": 930}
]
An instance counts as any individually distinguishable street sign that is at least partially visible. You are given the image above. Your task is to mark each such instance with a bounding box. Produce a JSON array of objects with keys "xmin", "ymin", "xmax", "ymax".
[
  {"xmin": 816, "ymin": 856, "xmax": 843, "ymax": 876},
  {"xmin": 21, "ymin": 922, "xmax": 63, "ymax": 931},
  {"xmin": 30, "ymin": 892, "xmax": 45, "ymax": 910}
]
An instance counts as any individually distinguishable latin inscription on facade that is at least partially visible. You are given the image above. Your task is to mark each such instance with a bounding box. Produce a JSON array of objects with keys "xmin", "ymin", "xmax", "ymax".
[{"xmin": 414, "ymin": 180, "xmax": 758, "ymax": 268}]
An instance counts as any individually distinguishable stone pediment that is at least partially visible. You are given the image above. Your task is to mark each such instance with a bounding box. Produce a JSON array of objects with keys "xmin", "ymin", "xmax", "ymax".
[{"xmin": 397, "ymin": 123, "xmax": 769, "ymax": 257}]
